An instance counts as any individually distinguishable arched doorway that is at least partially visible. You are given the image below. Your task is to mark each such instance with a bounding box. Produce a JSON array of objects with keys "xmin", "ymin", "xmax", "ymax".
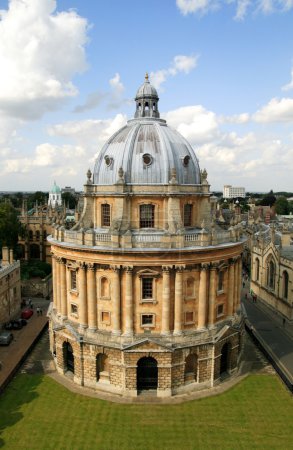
[
  {"xmin": 137, "ymin": 357, "xmax": 158, "ymax": 391},
  {"xmin": 220, "ymin": 343, "xmax": 231, "ymax": 376},
  {"xmin": 184, "ymin": 354, "xmax": 198, "ymax": 383},
  {"xmin": 63, "ymin": 342, "xmax": 74, "ymax": 373}
]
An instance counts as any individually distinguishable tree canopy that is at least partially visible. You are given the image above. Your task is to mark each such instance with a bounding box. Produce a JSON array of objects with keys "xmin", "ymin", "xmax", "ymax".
[{"xmin": 0, "ymin": 202, "xmax": 20, "ymax": 255}]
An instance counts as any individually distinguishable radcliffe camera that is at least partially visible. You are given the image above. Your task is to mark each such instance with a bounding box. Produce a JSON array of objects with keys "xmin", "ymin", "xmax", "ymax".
[{"xmin": 0, "ymin": 1, "xmax": 292, "ymax": 449}]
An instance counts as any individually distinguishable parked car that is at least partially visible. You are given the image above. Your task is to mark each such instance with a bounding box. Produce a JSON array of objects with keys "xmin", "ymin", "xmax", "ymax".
[
  {"xmin": 21, "ymin": 309, "xmax": 33, "ymax": 320},
  {"xmin": 18, "ymin": 318, "xmax": 28, "ymax": 326},
  {"xmin": 4, "ymin": 320, "xmax": 23, "ymax": 330},
  {"xmin": 0, "ymin": 331, "xmax": 13, "ymax": 346}
]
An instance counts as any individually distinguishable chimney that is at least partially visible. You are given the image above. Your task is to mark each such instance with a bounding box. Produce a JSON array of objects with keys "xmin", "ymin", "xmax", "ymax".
[{"xmin": 9, "ymin": 249, "xmax": 14, "ymax": 263}]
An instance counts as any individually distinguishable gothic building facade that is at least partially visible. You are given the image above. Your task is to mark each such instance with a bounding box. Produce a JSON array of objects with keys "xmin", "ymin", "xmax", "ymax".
[{"xmin": 48, "ymin": 76, "xmax": 245, "ymax": 398}]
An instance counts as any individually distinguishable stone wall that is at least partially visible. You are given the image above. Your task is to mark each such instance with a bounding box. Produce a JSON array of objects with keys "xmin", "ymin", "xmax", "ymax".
[{"xmin": 21, "ymin": 274, "xmax": 52, "ymax": 298}]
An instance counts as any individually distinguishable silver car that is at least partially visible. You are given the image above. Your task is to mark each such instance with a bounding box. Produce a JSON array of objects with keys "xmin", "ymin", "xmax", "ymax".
[{"xmin": 0, "ymin": 331, "xmax": 13, "ymax": 345}]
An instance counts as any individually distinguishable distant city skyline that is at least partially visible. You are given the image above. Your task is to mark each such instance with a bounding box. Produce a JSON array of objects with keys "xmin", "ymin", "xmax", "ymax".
[{"xmin": 0, "ymin": 0, "xmax": 293, "ymax": 192}]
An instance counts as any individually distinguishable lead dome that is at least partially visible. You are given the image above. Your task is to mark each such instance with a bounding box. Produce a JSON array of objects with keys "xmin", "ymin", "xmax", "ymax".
[{"xmin": 93, "ymin": 74, "xmax": 201, "ymax": 186}]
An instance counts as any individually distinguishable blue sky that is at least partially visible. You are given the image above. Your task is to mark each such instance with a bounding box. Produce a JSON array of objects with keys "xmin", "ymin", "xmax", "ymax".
[{"xmin": 0, "ymin": 0, "xmax": 293, "ymax": 192}]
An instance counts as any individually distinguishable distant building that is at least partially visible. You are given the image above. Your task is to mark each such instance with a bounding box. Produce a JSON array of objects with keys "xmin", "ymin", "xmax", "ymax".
[
  {"xmin": 48, "ymin": 181, "xmax": 62, "ymax": 208},
  {"xmin": 223, "ymin": 185, "xmax": 245, "ymax": 199},
  {"xmin": 61, "ymin": 186, "xmax": 76, "ymax": 196},
  {"xmin": 250, "ymin": 225, "xmax": 293, "ymax": 322},
  {"xmin": 0, "ymin": 247, "xmax": 21, "ymax": 325}
]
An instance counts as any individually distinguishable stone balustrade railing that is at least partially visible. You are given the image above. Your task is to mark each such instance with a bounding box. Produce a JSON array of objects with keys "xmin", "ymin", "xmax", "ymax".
[{"xmin": 50, "ymin": 225, "xmax": 243, "ymax": 249}]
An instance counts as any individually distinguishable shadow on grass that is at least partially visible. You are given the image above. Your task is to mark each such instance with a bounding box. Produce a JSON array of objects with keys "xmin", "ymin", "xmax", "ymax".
[{"xmin": 0, "ymin": 374, "xmax": 44, "ymax": 448}]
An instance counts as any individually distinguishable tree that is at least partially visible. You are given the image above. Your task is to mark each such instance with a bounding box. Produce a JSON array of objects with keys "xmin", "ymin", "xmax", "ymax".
[
  {"xmin": 62, "ymin": 192, "xmax": 77, "ymax": 209},
  {"xmin": 257, "ymin": 190, "xmax": 276, "ymax": 207},
  {"xmin": 275, "ymin": 196, "xmax": 289, "ymax": 215},
  {"xmin": 0, "ymin": 202, "xmax": 21, "ymax": 255},
  {"xmin": 27, "ymin": 191, "xmax": 48, "ymax": 209}
]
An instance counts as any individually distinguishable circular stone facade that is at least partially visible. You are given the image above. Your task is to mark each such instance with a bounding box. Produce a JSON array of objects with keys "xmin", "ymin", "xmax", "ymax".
[{"xmin": 48, "ymin": 76, "xmax": 245, "ymax": 398}]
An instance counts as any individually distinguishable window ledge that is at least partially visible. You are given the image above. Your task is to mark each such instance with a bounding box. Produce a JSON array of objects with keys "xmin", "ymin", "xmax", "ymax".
[
  {"xmin": 217, "ymin": 290, "xmax": 224, "ymax": 296},
  {"xmin": 70, "ymin": 289, "xmax": 78, "ymax": 296},
  {"xmin": 140, "ymin": 299, "xmax": 157, "ymax": 305}
]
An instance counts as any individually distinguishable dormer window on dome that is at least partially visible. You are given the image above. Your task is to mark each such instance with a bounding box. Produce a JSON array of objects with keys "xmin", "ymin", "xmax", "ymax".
[
  {"xmin": 104, "ymin": 155, "xmax": 113, "ymax": 167},
  {"xmin": 182, "ymin": 155, "xmax": 190, "ymax": 167},
  {"xmin": 134, "ymin": 73, "xmax": 160, "ymax": 119}
]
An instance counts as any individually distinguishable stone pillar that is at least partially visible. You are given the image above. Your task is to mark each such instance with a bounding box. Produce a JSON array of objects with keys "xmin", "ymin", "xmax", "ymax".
[
  {"xmin": 111, "ymin": 265, "xmax": 121, "ymax": 335},
  {"xmin": 52, "ymin": 255, "xmax": 58, "ymax": 309},
  {"xmin": 124, "ymin": 267, "xmax": 133, "ymax": 336},
  {"xmin": 208, "ymin": 263, "xmax": 217, "ymax": 328},
  {"xmin": 227, "ymin": 259, "xmax": 235, "ymax": 317},
  {"xmin": 161, "ymin": 266, "xmax": 171, "ymax": 335},
  {"xmin": 198, "ymin": 264, "xmax": 208, "ymax": 329},
  {"xmin": 234, "ymin": 258, "xmax": 240, "ymax": 313},
  {"xmin": 174, "ymin": 266, "xmax": 184, "ymax": 335},
  {"xmin": 87, "ymin": 263, "xmax": 97, "ymax": 331},
  {"xmin": 55, "ymin": 257, "xmax": 61, "ymax": 314},
  {"xmin": 237, "ymin": 257, "xmax": 242, "ymax": 311},
  {"xmin": 60, "ymin": 259, "xmax": 67, "ymax": 318},
  {"xmin": 78, "ymin": 263, "xmax": 88, "ymax": 329}
]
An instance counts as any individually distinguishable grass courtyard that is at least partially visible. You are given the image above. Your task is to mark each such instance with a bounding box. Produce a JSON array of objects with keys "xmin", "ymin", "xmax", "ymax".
[{"xmin": 0, "ymin": 373, "xmax": 292, "ymax": 450}]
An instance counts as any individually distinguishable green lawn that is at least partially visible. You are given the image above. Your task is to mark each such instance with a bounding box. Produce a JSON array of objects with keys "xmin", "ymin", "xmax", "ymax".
[{"xmin": 0, "ymin": 374, "xmax": 292, "ymax": 450}]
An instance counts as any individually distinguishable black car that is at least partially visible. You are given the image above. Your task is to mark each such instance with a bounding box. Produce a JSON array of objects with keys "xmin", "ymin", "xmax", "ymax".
[{"xmin": 4, "ymin": 320, "xmax": 23, "ymax": 330}]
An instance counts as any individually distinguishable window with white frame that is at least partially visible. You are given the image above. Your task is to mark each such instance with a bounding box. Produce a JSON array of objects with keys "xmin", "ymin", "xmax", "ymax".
[{"xmin": 141, "ymin": 314, "xmax": 155, "ymax": 327}]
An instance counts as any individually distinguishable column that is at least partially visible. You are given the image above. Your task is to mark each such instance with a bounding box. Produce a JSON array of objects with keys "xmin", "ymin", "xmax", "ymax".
[
  {"xmin": 60, "ymin": 259, "xmax": 67, "ymax": 318},
  {"xmin": 198, "ymin": 264, "xmax": 208, "ymax": 329},
  {"xmin": 87, "ymin": 263, "xmax": 97, "ymax": 331},
  {"xmin": 56, "ymin": 257, "xmax": 61, "ymax": 314},
  {"xmin": 111, "ymin": 266, "xmax": 121, "ymax": 335},
  {"xmin": 174, "ymin": 266, "xmax": 184, "ymax": 335},
  {"xmin": 124, "ymin": 267, "xmax": 133, "ymax": 336},
  {"xmin": 52, "ymin": 255, "xmax": 57, "ymax": 309},
  {"xmin": 208, "ymin": 263, "xmax": 217, "ymax": 328},
  {"xmin": 161, "ymin": 266, "xmax": 171, "ymax": 335},
  {"xmin": 233, "ymin": 258, "xmax": 239, "ymax": 313},
  {"xmin": 78, "ymin": 263, "xmax": 88, "ymax": 329},
  {"xmin": 237, "ymin": 257, "xmax": 242, "ymax": 310},
  {"xmin": 227, "ymin": 259, "xmax": 235, "ymax": 317}
]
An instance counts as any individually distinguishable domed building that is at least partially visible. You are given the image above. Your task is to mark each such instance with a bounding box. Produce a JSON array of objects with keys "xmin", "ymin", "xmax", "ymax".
[
  {"xmin": 48, "ymin": 75, "xmax": 245, "ymax": 398},
  {"xmin": 48, "ymin": 181, "xmax": 62, "ymax": 208}
]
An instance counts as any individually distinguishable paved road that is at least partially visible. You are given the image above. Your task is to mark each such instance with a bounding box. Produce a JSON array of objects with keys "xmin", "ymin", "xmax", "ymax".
[{"xmin": 242, "ymin": 289, "xmax": 293, "ymax": 385}]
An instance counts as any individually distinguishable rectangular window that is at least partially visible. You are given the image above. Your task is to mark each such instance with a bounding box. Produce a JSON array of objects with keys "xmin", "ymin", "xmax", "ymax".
[
  {"xmin": 217, "ymin": 304, "xmax": 224, "ymax": 317},
  {"xmin": 71, "ymin": 304, "xmax": 78, "ymax": 315},
  {"xmin": 142, "ymin": 277, "xmax": 153, "ymax": 299},
  {"xmin": 71, "ymin": 271, "xmax": 77, "ymax": 291},
  {"xmin": 217, "ymin": 271, "xmax": 224, "ymax": 292},
  {"xmin": 185, "ymin": 311, "xmax": 194, "ymax": 324},
  {"xmin": 141, "ymin": 314, "xmax": 154, "ymax": 326},
  {"xmin": 101, "ymin": 311, "xmax": 110, "ymax": 324},
  {"xmin": 101, "ymin": 204, "xmax": 111, "ymax": 227},
  {"xmin": 140, "ymin": 204, "xmax": 155, "ymax": 228},
  {"xmin": 184, "ymin": 204, "xmax": 192, "ymax": 227}
]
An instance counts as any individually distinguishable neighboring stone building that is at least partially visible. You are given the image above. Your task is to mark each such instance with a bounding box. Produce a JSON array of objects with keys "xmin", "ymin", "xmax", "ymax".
[
  {"xmin": 48, "ymin": 75, "xmax": 245, "ymax": 398},
  {"xmin": 250, "ymin": 224, "xmax": 293, "ymax": 322},
  {"xmin": 223, "ymin": 185, "xmax": 245, "ymax": 199},
  {"xmin": 0, "ymin": 247, "xmax": 21, "ymax": 326}
]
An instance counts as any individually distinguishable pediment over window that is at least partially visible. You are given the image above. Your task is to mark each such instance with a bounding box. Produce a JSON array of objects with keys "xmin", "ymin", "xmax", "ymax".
[
  {"xmin": 123, "ymin": 338, "xmax": 173, "ymax": 352},
  {"xmin": 137, "ymin": 268, "xmax": 161, "ymax": 278}
]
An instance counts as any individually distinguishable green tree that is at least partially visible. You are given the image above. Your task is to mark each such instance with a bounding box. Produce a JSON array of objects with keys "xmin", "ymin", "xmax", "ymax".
[
  {"xmin": 0, "ymin": 202, "xmax": 21, "ymax": 255},
  {"xmin": 62, "ymin": 192, "xmax": 77, "ymax": 209},
  {"xmin": 27, "ymin": 191, "xmax": 48, "ymax": 209},
  {"xmin": 275, "ymin": 196, "xmax": 289, "ymax": 215},
  {"xmin": 257, "ymin": 190, "xmax": 276, "ymax": 207}
]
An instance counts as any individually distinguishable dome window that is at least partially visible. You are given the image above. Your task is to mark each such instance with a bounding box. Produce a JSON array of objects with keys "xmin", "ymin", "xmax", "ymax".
[
  {"xmin": 104, "ymin": 155, "xmax": 113, "ymax": 167},
  {"xmin": 142, "ymin": 153, "xmax": 153, "ymax": 166},
  {"xmin": 183, "ymin": 155, "xmax": 190, "ymax": 167}
]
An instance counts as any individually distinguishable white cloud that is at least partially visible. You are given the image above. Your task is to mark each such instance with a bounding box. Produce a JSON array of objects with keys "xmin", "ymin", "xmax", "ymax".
[
  {"xmin": 74, "ymin": 73, "xmax": 126, "ymax": 113},
  {"xmin": 253, "ymin": 97, "xmax": 293, "ymax": 122},
  {"xmin": 176, "ymin": 0, "xmax": 293, "ymax": 18},
  {"xmin": 0, "ymin": 0, "xmax": 88, "ymax": 120},
  {"xmin": 164, "ymin": 105, "xmax": 219, "ymax": 144},
  {"xmin": 282, "ymin": 67, "xmax": 293, "ymax": 91},
  {"xmin": 150, "ymin": 55, "xmax": 198, "ymax": 90}
]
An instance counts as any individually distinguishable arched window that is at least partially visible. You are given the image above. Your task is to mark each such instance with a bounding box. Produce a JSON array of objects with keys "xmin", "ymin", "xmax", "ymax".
[
  {"xmin": 140, "ymin": 204, "xmax": 155, "ymax": 228},
  {"xmin": 100, "ymin": 277, "xmax": 110, "ymax": 298},
  {"xmin": 283, "ymin": 271, "xmax": 289, "ymax": 299},
  {"xmin": 145, "ymin": 102, "xmax": 149, "ymax": 111},
  {"xmin": 101, "ymin": 204, "xmax": 111, "ymax": 227},
  {"xmin": 184, "ymin": 354, "xmax": 197, "ymax": 383},
  {"xmin": 267, "ymin": 258, "xmax": 275, "ymax": 289},
  {"xmin": 255, "ymin": 258, "xmax": 260, "ymax": 281},
  {"xmin": 36, "ymin": 230, "xmax": 40, "ymax": 240},
  {"xmin": 29, "ymin": 230, "xmax": 33, "ymax": 241},
  {"xmin": 63, "ymin": 342, "xmax": 74, "ymax": 373},
  {"xmin": 184, "ymin": 204, "xmax": 192, "ymax": 227}
]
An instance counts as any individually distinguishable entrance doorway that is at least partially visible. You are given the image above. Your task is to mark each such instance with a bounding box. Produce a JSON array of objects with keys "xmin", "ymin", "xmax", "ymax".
[
  {"xmin": 220, "ymin": 342, "xmax": 231, "ymax": 375},
  {"xmin": 137, "ymin": 357, "xmax": 158, "ymax": 391},
  {"xmin": 63, "ymin": 342, "xmax": 74, "ymax": 373}
]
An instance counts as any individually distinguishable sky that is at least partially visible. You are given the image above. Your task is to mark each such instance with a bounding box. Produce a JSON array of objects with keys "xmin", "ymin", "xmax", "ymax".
[{"xmin": 0, "ymin": 0, "xmax": 293, "ymax": 193}]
